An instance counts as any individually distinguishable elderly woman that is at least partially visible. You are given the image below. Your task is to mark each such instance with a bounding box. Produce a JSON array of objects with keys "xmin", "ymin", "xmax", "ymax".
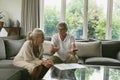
[{"xmin": 13, "ymin": 28, "xmax": 53, "ymax": 80}]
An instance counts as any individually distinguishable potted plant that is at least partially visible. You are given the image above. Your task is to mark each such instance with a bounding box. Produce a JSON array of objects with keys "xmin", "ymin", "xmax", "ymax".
[{"xmin": 0, "ymin": 11, "xmax": 5, "ymax": 27}]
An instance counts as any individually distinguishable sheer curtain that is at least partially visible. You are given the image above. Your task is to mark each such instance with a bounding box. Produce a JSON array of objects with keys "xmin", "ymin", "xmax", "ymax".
[{"xmin": 21, "ymin": 0, "xmax": 40, "ymax": 35}]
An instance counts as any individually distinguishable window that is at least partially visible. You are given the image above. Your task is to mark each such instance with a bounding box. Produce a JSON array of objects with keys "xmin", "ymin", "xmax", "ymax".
[
  {"xmin": 112, "ymin": 0, "xmax": 120, "ymax": 40},
  {"xmin": 66, "ymin": 0, "xmax": 84, "ymax": 39},
  {"xmin": 42, "ymin": 0, "xmax": 118, "ymax": 40},
  {"xmin": 88, "ymin": 0, "xmax": 107, "ymax": 40},
  {"xmin": 44, "ymin": 0, "xmax": 61, "ymax": 37}
]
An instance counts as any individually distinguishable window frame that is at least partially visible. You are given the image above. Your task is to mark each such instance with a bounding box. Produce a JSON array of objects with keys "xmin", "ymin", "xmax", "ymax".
[
  {"xmin": 106, "ymin": 0, "xmax": 113, "ymax": 40},
  {"xmin": 40, "ymin": 0, "xmax": 113, "ymax": 40}
]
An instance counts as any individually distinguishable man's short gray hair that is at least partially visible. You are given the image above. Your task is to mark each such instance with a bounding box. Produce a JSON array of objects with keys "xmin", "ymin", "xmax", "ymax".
[{"xmin": 57, "ymin": 22, "xmax": 68, "ymax": 30}]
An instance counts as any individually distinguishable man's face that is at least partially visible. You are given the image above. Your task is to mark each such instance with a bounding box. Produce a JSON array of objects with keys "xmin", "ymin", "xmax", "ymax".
[{"xmin": 58, "ymin": 26, "xmax": 67, "ymax": 36}]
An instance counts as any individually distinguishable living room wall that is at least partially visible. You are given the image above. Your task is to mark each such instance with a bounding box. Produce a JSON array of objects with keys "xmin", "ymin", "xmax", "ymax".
[{"xmin": 0, "ymin": 0, "xmax": 21, "ymax": 26}]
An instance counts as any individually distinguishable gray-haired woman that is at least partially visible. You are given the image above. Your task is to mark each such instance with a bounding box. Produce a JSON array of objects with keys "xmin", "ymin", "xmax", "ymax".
[{"xmin": 13, "ymin": 28, "xmax": 53, "ymax": 80}]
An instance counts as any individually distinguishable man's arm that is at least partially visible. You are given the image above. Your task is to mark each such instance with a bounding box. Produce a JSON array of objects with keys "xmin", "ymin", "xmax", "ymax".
[
  {"xmin": 50, "ymin": 44, "xmax": 59, "ymax": 55},
  {"xmin": 70, "ymin": 44, "xmax": 78, "ymax": 55}
]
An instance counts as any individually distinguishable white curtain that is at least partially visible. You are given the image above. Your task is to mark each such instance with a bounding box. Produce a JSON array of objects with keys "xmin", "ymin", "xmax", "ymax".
[{"xmin": 21, "ymin": 0, "xmax": 40, "ymax": 35}]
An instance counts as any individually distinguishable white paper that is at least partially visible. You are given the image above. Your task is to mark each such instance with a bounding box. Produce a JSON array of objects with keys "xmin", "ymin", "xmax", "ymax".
[{"xmin": 54, "ymin": 63, "xmax": 85, "ymax": 70}]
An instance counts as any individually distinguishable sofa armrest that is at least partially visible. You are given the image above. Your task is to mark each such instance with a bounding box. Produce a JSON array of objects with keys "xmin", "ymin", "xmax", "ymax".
[{"xmin": 117, "ymin": 51, "xmax": 120, "ymax": 61}]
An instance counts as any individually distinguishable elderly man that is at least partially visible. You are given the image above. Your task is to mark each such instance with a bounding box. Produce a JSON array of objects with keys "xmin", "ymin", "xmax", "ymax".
[{"xmin": 50, "ymin": 22, "xmax": 78, "ymax": 63}]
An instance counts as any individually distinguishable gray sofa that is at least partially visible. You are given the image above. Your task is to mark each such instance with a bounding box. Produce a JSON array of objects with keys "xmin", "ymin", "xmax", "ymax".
[
  {"xmin": 43, "ymin": 40, "xmax": 120, "ymax": 66},
  {"xmin": 0, "ymin": 36, "xmax": 30, "ymax": 80},
  {"xmin": 76, "ymin": 40, "xmax": 120, "ymax": 66},
  {"xmin": 0, "ymin": 36, "xmax": 120, "ymax": 80}
]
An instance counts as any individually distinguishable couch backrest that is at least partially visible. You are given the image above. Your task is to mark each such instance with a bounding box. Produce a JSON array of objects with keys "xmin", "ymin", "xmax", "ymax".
[
  {"xmin": 1, "ymin": 35, "xmax": 25, "ymax": 40},
  {"xmin": 0, "ymin": 38, "xmax": 6, "ymax": 59},
  {"xmin": 43, "ymin": 40, "xmax": 120, "ymax": 60},
  {"xmin": 0, "ymin": 36, "xmax": 25, "ymax": 59},
  {"xmin": 0, "ymin": 36, "xmax": 51, "ymax": 60},
  {"xmin": 4, "ymin": 39, "xmax": 25, "ymax": 59},
  {"xmin": 102, "ymin": 41, "xmax": 120, "ymax": 59}
]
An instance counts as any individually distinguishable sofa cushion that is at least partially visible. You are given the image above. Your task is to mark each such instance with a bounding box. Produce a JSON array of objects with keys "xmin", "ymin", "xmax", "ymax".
[
  {"xmin": 0, "ymin": 68, "xmax": 22, "ymax": 80},
  {"xmin": 76, "ymin": 41, "xmax": 102, "ymax": 57},
  {"xmin": 0, "ymin": 38, "xmax": 6, "ymax": 59},
  {"xmin": 0, "ymin": 60, "xmax": 19, "ymax": 68},
  {"xmin": 43, "ymin": 41, "xmax": 51, "ymax": 54},
  {"xmin": 85, "ymin": 57, "xmax": 120, "ymax": 66},
  {"xmin": 4, "ymin": 39, "xmax": 25, "ymax": 59},
  {"xmin": 0, "ymin": 68, "xmax": 30, "ymax": 80},
  {"xmin": 117, "ymin": 51, "xmax": 120, "ymax": 61},
  {"xmin": 102, "ymin": 41, "xmax": 120, "ymax": 59},
  {"xmin": 0, "ymin": 60, "xmax": 30, "ymax": 80}
]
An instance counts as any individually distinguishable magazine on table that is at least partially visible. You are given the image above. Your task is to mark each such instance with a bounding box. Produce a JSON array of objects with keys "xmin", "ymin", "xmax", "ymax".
[
  {"xmin": 50, "ymin": 63, "xmax": 85, "ymax": 79},
  {"xmin": 53, "ymin": 63, "xmax": 85, "ymax": 70}
]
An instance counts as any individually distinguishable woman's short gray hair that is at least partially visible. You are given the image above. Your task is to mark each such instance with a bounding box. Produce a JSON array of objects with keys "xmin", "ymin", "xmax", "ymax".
[{"xmin": 26, "ymin": 28, "xmax": 44, "ymax": 40}]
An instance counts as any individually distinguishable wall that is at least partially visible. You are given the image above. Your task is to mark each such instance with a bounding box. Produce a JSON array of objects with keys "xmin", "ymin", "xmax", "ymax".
[{"xmin": 0, "ymin": 0, "xmax": 21, "ymax": 26}]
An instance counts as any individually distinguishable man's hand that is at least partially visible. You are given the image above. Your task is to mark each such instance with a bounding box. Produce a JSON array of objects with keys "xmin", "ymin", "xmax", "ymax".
[
  {"xmin": 50, "ymin": 45, "xmax": 59, "ymax": 55},
  {"xmin": 70, "ymin": 49, "xmax": 78, "ymax": 56},
  {"xmin": 41, "ymin": 60, "xmax": 54, "ymax": 68}
]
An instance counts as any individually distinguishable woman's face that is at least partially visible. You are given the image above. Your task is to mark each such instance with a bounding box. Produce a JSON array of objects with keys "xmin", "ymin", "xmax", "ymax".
[{"xmin": 35, "ymin": 34, "xmax": 44, "ymax": 45}]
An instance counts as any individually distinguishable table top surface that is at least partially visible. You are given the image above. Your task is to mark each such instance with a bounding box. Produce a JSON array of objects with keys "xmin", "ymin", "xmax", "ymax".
[{"xmin": 43, "ymin": 63, "xmax": 120, "ymax": 80}]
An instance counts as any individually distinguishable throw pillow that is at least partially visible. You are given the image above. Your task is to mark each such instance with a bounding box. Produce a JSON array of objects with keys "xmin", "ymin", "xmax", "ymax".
[
  {"xmin": 4, "ymin": 39, "xmax": 25, "ymax": 59},
  {"xmin": 76, "ymin": 41, "xmax": 102, "ymax": 57}
]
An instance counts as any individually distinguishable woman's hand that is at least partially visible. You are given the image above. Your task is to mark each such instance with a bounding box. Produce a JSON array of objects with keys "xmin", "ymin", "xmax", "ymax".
[{"xmin": 41, "ymin": 60, "xmax": 54, "ymax": 68}]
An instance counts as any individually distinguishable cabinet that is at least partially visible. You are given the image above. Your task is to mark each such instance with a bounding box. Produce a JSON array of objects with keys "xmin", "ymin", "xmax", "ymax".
[{"xmin": 0, "ymin": 27, "xmax": 21, "ymax": 36}]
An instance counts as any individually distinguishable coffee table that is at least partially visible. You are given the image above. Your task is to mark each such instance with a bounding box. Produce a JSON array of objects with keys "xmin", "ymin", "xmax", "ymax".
[{"xmin": 42, "ymin": 63, "xmax": 120, "ymax": 80}]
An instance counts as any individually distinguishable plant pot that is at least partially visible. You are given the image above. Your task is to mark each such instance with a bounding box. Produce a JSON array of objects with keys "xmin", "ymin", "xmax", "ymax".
[{"xmin": 0, "ymin": 21, "xmax": 4, "ymax": 27}]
